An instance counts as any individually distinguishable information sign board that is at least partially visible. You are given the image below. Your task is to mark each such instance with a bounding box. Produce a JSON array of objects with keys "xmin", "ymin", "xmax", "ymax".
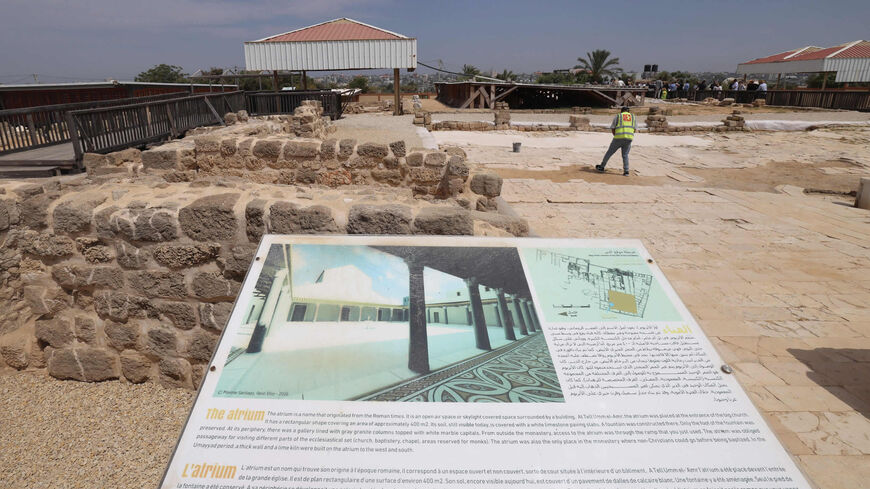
[{"xmin": 160, "ymin": 235, "xmax": 811, "ymax": 489}]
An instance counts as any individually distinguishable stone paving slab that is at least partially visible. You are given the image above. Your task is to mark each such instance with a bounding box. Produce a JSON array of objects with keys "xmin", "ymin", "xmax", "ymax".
[{"xmin": 503, "ymin": 178, "xmax": 870, "ymax": 489}]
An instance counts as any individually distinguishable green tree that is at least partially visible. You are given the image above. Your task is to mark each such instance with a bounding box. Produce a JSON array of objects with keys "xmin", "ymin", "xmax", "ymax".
[
  {"xmin": 496, "ymin": 69, "xmax": 517, "ymax": 82},
  {"xmin": 574, "ymin": 50, "xmax": 621, "ymax": 83},
  {"xmin": 348, "ymin": 76, "xmax": 370, "ymax": 93},
  {"xmin": 135, "ymin": 64, "xmax": 188, "ymax": 83},
  {"xmin": 536, "ymin": 72, "xmax": 575, "ymax": 85},
  {"xmin": 461, "ymin": 64, "xmax": 481, "ymax": 80},
  {"xmin": 807, "ymin": 72, "xmax": 840, "ymax": 89}
]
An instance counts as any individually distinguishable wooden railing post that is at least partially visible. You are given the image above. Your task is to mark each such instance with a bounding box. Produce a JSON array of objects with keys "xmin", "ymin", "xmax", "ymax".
[{"xmin": 65, "ymin": 112, "xmax": 84, "ymax": 171}]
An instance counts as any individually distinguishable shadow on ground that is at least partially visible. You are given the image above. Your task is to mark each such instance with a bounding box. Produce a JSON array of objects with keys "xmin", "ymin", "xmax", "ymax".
[{"xmin": 787, "ymin": 348, "xmax": 870, "ymax": 416}]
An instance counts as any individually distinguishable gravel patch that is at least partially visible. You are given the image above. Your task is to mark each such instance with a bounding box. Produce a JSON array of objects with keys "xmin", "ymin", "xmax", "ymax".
[{"xmin": 0, "ymin": 371, "xmax": 194, "ymax": 489}]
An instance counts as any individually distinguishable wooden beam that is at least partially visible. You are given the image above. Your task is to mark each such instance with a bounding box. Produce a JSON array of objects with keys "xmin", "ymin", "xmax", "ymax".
[
  {"xmin": 203, "ymin": 97, "xmax": 225, "ymax": 126},
  {"xmin": 302, "ymin": 70, "xmax": 308, "ymax": 90},
  {"xmin": 492, "ymin": 85, "xmax": 518, "ymax": 102},
  {"xmin": 479, "ymin": 86, "xmax": 492, "ymax": 108},
  {"xmin": 591, "ymin": 89, "xmax": 617, "ymax": 105},
  {"xmin": 272, "ymin": 70, "xmax": 279, "ymax": 92},
  {"xmin": 459, "ymin": 85, "xmax": 478, "ymax": 109}
]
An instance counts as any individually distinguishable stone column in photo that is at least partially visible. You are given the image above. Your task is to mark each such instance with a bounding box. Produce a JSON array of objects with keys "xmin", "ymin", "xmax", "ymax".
[
  {"xmin": 530, "ymin": 305, "xmax": 543, "ymax": 332},
  {"xmin": 464, "ymin": 277, "xmax": 492, "ymax": 351},
  {"xmin": 510, "ymin": 294, "xmax": 529, "ymax": 336},
  {"xmin": 406, "ymin": 258, "xmax": 430, "ymax": 373},
  {"xmin": 521, "ymin": 299, "xmax": 536, "ymax": 333},
  {"xmin": 496, "ymin": 289, "xmax": 517, "ymax": 341},
  {"xmin": 247, "ymin": 269, "xmax": 287, "ymax": 353}
]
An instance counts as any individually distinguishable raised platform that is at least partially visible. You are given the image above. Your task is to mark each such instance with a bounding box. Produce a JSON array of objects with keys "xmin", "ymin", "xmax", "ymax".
[{"xmin": 435, "ymin": 81, "xmax": 646, "ymax": 109}]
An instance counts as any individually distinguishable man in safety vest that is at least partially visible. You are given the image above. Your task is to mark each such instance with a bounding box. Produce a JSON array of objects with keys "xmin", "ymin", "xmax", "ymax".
[{"xmin": 595, "ymin": 106, "xmax": 636, "ymax": 176}]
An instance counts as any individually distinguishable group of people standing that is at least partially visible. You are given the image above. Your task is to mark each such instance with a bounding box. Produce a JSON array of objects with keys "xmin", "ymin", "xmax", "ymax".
[{"xmin": 652, "ymin": 78, "xmax": 767, "ymax": 99}]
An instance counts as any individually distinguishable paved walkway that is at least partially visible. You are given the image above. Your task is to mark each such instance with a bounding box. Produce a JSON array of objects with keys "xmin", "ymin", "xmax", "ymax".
[{"xmin": 503, "ymin": 178, "xmax": 870, "ymax": 489}]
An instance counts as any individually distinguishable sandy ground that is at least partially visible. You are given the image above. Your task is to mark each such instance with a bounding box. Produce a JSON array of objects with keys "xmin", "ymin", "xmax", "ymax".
[
  {"xmin": 332, "ymin": 113, "xmax": 428, "ymax": 148},
  {"xmin": 433, "ymin": 110, "xmax": 870, "ymax": 125}
]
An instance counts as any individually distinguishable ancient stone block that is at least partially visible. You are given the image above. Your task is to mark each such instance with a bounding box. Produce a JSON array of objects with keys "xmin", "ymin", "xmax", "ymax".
[
  {"xmin": 470, "ymin": 210, "xmax": 529, "ymax": 236},
  {"xmin": 406, "ymin": 152, "xmax": 424, "ymax": 167},
  {"xmin": 158, "ymin": 357, "xmax": 191, "ymax": 388},
  {"xmin": 199, "ymin": 302, "xmax": 233, "ymax": 332},
  {"xmin": 82, "ymin": 153, "xmax": 109, "ymax": 171},
  {"xmin": 35, "ymin": 318, "xmax": 74, "ymax": 347},
  {"xmin": 283, "ymin": 140, "xmax": 320, "ymax": 159},
  {"xmin": 219, "ymin": 244, "xmax": 257, "ymax": 279},
  {"xmin": 179, "ymin": 193, "xmax": 240, "ymax": 241},
  {"xmin": 20, "ymin": 232, "xmax": 75, "ymax": 258},
  {"xmin": 356, "ymin": 142, "xmax": 389, "ymax": 160},
  {"xmin": 317, "ymin": 169, "xmax": 352, "ymax": 187},
  {"xmin": 106, "ymin": 320, "xmax": 139, "ymax": 350},
  {"xmin": 120, "ymin": 350, "xmax": 151, "ymax": 383},
  {"xmin": 52, "ymin": 196, "xmax": 105, "ymax": 234},
  {"xmin": 476, "ymin": 197, "xmax": 498, "ymax": 212},
  {"xmin": 152, "ymin": 243, "xmax": 220, "ymax": 269},
  {"xmin": 0, "ymin": 197, "xmax": 19, "ymax": 231},
  {"xmin": 186, "ymin": 329, "xmax": 218, "ymax": 363},
  {"xmin": 296, "ymin": 168, "xmax": 318, "ymax": 183},
  {"xmin": 23, "ymin": 285, "xmax": 69, "ymax": 316},
  {"xmin": 49, "ymin": 347, "xmax": 119, "ymax": 381},
  {"xmin": 424, "ymin": 152, "xmax": 447, "ymax": 168},
  {"xmin": 111, "ymin": 207, "xmax": 179, "ymax": 242},
  {"xmin": 220, "ymin": 137, "xmax": 238, "ymax": 157},
  {"xmin": 370, "ymin": 168, "xmax": 404, "ymax": 185},
  {"xmin": 436, "ymin": 176, "xmax": 466, "ymax": 198},
  {"xmin": 74, "ymin": 316, "xmax": 97, "ymax": 344},
  {"xmin": 157, "ymin": 301, "xmax": 197, "ymax": 330},
  {"xmin": 446, "ymin": 156, "xmax": 469, "ymax": 179},
  {"xmin": 413, "ymin": 207, "xmax": 474, "ymax": 235},
  {"xmin": 194, "ymin": 135, "xmax": 221, "ymax": 153},
  {"xmin": 389, "ymin": 140, "xmax": 406, "ymax": 157},
  {"xmin": 347, "ymin": 204, "xmax": 413, "ymax": 235},
  {"xmin": 338, "ymin": 139, "xmax": 356, "ymax": 159},
  {"xmin": 319, "ymin": 139, "xmax": 337, "ymax": 160},
  {"xmin": 245, "ymin": 199, "xmax": 266, "ymax": 243},
  {"xmin": 269, "ymin": 202, "xmax": 340, "ymax": 234},
  {"xmin": 115, "ymin": 242, "xmax": 149, "ymax": 269},
  {"xmin": 51, "ymin": 265, "xmax": 124, "ymax": 290},
  {"xmin": 252, "ymin": 139, "xmax": 284, "ymax": 161},
  {"xmin": 0, "ymin": 338, "xmax": 29, "ymax": 370},
  {"xmin": 94, "ymin": 292, "xmax": 131, "ymax": 322},
  {"xmin": 224, "ymin": 112, "xmax": 238, "ymax": 125},
  {"xmin": 127, "ymin": 270, "xmax": 186, "ymax": 299},
  {"xmin": 145, "ymin": 327, "xmax": 177, "ymax": 357},
  {"xmin": 469, "ymin": 173, "xmax": 503, "ymax": 197},
  {"xmin": 409, "ymin": 167, "xmax": 442, "ymax": 185},
  {"xmin": 191, "ymin": 271, "xmax": 240, "ymax": 301}
]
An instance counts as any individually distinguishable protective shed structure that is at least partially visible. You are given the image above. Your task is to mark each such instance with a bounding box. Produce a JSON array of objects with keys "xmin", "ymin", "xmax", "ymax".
[
  {"xmin": 244, "ymin": 18, "xmax": 417, "ymax": 114},
  {"xmin": 737, "ymin": 40, "xmax": 870, "ymax": 86}
]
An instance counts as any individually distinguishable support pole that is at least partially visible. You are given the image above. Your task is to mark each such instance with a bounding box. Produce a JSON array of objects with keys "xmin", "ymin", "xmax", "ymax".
[
  {"xmin": 496, "ymin": 289, "xmax": 517, "ymax": 341},
  {"xmin": 302, "ymin": 70, "xmax": 308, "ymax": 90},
  {"xmin": 406, "ymin": 259, "xmax": 429, "ymax": 373},
  {"xmin": 775, "ymin": 73, "xmax": 781, "ymax": 89},
  {"xmin": 521, "ymin": 300, "xmax": 536, "ymax": 333},
  {"xmin": 510, "ymin": 294, "xmax": 529, "ymax": 336},
  {"xmin": 465, "ymin": 278, "xmax": 492, "ymax": 351},
  {"xmin": 821, "ymin": 72, "xmax": 828, "ymax": 91},
  {"xmin": 393, "ymin": 68, "xmax": 401, "ymax": 116},
  {"xmin": 272, "ymin": 70, "xmax": 279, "ymax": 92}
]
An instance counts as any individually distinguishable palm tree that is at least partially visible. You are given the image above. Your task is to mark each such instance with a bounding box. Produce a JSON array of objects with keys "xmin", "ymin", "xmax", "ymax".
[
  {"xmin": 461, "ymin": 64, "xmax": 481, "ymax": 80},
  {"xmin": 574, "ymin": 50, "xmax": 621, "ymax": 84},
  {"xmin": 496, "ymin": 69, "xmax": 517, "ymax": 82}
]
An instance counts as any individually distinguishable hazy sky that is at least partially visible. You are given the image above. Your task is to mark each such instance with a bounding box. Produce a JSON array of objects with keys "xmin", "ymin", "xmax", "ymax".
[{"xmin": 2, "ymin": 0, "xmax": 868, "ymax": 83}]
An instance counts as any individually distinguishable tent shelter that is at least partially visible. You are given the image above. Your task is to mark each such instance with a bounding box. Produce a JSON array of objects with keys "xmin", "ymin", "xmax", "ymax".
[
  {"xmin": 737, "ymin": 40, "xmax": 870, "ymax": 88},
  {"xmin": 244, "ymin": 18, "xmax": 417, "ymax": 115}
]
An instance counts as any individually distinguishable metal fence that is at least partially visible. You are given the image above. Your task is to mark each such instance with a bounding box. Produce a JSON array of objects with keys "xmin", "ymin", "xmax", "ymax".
[
  {"xmin": 245, "ymin": 90, "xmax": 343, "ymax": 119},
  {"xmin": 673, "ymin": 89, "xmax": 870, "ymax": 111},
  {"xmin": 67, "ymin": 92, "xmax": 245, "ymax": 163},
  {"xmin": 0, "ymin": 92, "xmax": 193, "ymax": 155}
]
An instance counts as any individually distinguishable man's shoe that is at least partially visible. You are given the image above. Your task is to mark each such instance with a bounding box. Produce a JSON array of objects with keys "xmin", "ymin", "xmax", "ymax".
[
  {"xmin": 623, "ymin": 170, "xmax": 630, "ymax": 176},
  {"xmin": 595, "ymin": 165, "xmax": 605, "ymax": 172}
]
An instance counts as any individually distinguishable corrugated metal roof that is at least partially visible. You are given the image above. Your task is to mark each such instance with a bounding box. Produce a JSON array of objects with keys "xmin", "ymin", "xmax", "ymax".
[
  {"xmin": 743, "ymin": 47, "xmax": 809, "ymax": 65},
  {"xmin": 244, "ymin": 39, "xmax": 416, "ymax": 71},
  {"xmin": 255, "ymin": 18, "xmax": 408, "ymax": 43},
  {"xmin": 789, "ymin": 44, "xmax": 847, "ymax": 61}
]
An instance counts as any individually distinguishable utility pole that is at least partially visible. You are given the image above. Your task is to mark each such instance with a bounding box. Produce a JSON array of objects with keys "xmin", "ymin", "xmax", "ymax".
[{"xmin": 32, "ymin": 74, "xmax": 38, "ymax": 83}]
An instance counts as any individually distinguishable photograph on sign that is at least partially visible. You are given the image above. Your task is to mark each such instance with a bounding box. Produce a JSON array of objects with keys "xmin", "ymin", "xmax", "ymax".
[{"xmin": 214, "ymin": 242, "xmax": 563, "ymax": 402}]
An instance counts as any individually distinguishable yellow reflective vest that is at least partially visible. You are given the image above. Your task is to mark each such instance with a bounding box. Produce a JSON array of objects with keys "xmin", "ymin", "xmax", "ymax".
[{"xmin": 614, "ymin": 112, "xmax": 636, "ymax": 140}]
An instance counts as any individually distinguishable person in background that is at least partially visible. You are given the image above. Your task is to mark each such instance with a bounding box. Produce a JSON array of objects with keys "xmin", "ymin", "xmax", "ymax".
[
  {"xmin": 654, "ymin": 78, "xmax": 663, "ymax": 99},
  {"xmin": 595, "ymin": 106, "xmax": 636, "ymax": 177},
  {"xmin": 747, "ymin": 79, "xmax": 759, "ymax": 91},
  {"xmin": 661, "ymin": 86, "xmax": 668, "ymax": 100},
  {"xmin": 698, "ymin": 79, "xmax": 707, "ymax": 91},
  {"xmin": 758, "ymin": 79, "xmax": 768, "ymax": 91},
  {"xmin": 682, "ymin": 80, "xmax": 690, "ymax": 94},
  {"xmin": 731, "ymin": 79, "xmax": 739, "ymax": 90},
  {"xmin": 713, "ymin": 82, "xmax": 722, "ymax": 92},
  {"xmin": 738, "ymin": 80, "xmax": 747, "ymax": 90}
]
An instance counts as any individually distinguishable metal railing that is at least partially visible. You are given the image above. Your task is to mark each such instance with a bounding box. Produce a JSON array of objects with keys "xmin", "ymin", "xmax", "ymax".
[
  {"xmin": 683, "ymin": 89, "xmax": 870, "ymax": 111},
  {"xmin": 245, "ymin": 90, "xmax": 343, "ymax": 119},
  {"xmin": 0, "ymin": 92, "xmax": 194, "ymax": 155},
  {"xmin": 67, "ymin": 92, "xmax": 245, "ymax": 163}
]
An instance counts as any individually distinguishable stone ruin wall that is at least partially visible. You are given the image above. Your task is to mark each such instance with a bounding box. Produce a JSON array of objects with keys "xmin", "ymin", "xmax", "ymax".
[{"xmin": 0, "ymin": 101, "xmax": 529, "ymax": 389}]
